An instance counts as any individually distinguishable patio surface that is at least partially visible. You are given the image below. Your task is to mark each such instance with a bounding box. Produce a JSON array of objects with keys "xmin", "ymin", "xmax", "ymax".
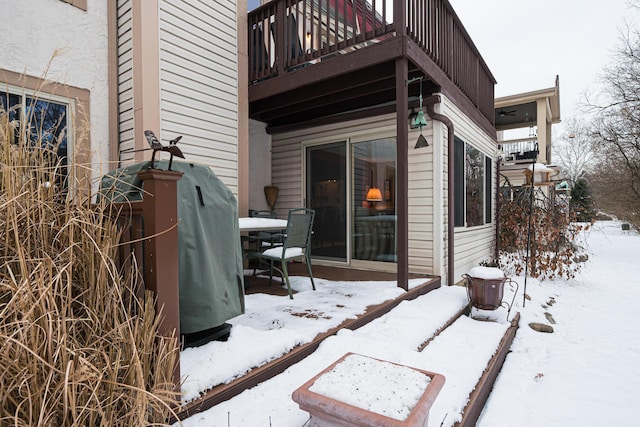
[
  {"xmin": 176, "ymin": 278, "xmax": 520, "ymax": 426},
  {"xmin": 178, "ymin": 268, "xmax": 440, "ymax": 419},
  {"xmin": 244, "ymin": 262, "xmax": 435, "ymax": 297}
]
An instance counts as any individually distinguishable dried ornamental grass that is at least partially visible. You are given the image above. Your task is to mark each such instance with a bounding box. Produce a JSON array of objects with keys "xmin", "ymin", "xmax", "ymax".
[{"xmin": 0, "ymin": 108, "xmax": 179, "ymax": 425}]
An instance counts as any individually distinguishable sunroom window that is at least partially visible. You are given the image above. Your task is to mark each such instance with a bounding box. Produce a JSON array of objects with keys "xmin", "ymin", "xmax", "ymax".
[{"xmin": 454, "ymin": 137, "xmax": 493, "ymax": 228}]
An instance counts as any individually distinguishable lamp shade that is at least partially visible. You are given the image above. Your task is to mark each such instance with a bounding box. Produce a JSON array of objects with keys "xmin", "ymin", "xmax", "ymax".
[{"xmin": 366, "ymin": 187, "xmax": 383, "ymax": 202}]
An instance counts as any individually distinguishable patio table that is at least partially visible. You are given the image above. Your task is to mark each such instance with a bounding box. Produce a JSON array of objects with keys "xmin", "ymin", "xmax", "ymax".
[
  {"xmin": 239, "ymin": 217, "xmax": 288, "ymax": 274},
  {"xmin": 238, "ymin": 217, "xmax": 288, "ymax": 232}
]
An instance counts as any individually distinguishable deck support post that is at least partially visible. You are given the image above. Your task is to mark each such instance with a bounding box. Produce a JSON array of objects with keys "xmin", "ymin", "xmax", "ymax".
[{"xmin": 395, "ymin": 57, "xmax": 409, "ymax": 292}]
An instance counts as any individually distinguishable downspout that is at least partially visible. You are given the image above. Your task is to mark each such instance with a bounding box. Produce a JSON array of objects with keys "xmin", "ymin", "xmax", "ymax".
[
  {"xmin": 495, "ymin": 155, "xmax": 501, "ymax": 261},
  {"xmin": 425, "ymin": 98, "xmax": 455, "ymax": 286}
]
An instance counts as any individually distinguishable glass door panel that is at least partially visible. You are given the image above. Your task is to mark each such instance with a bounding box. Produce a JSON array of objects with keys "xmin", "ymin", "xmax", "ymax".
[
  {"xmin": 351, "ymin": 138, "xmax": 396, "ymax": 262},
  {"xmin": 306, "ymin": 142, "xmax": 347, "ymax": 261}
]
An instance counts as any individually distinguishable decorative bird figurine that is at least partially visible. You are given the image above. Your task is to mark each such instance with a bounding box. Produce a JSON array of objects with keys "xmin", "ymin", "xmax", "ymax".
[
  {"xmin": 143, "ymin": 130, "xmax": 185, "ymax": 170},
  {"xmin": 144, "ymin": 129, "xmax": 163, "ymax": 150}
]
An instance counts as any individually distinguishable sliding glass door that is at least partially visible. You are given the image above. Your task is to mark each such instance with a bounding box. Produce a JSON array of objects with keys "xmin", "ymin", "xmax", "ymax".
[
  {"xmin": 305, "ymin": 137, "xmax": 396, "ymax": 264},
  {"xmin": 306, "ymin": 142, "xmax": 347, "ymax": 261},
  {"xmin": 351, "ymin": 138, "xmax": 396, "ymax": 263}
]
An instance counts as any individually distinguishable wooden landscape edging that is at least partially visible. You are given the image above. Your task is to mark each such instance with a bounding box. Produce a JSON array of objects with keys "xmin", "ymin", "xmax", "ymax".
[
  {"xmin": 175, "ymin": 277, "xmax": 441, "ymax": 421},
  {"xmin": 455, "ymin": 312, "xmax": 521, "ymax": 427}
]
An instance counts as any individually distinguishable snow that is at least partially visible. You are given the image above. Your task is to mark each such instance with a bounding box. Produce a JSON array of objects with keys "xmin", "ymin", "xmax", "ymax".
[
  {"xmin": 260, "ymin": 246, "xmax": 303, "ymax": 258},
  {"xmin": 177, "ymin": 220, "xmax": 640, "ymax": 426},
  {"xmin": 527, "ymin": 163, "xmax": 553, "ymax": 172},
  {"xmin": 468, "ymin": 266, "xmax": 505, "ymax": 280},
  {"xmin": 308, "ymin": 353, "xmax": 431, "ymax": 421},
  {"xmin": 180, "ymin": 277, "xmax": 429, "ymax": 402},
  {"xmin": 237, "ymin": 217, "xmax": 288, "ymax": 230}
]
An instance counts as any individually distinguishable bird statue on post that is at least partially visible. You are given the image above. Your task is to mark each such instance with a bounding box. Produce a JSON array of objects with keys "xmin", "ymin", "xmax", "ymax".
[{"xmin": 144, "ymin": 130, "xmax": 185, "ymax": 170}]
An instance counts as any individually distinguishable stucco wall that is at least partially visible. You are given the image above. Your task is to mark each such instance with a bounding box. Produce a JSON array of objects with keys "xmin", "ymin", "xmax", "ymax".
[{"xmin": 1, "ymin": 0, "xmax": 110, "ymax": 178}]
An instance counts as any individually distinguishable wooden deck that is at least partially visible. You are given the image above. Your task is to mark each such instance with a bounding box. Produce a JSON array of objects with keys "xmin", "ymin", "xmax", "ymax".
[
  {"xmin": 177, "ymin": 268, "xmax": 440, "ymax": 420},
  {"xmin": 244, "ymin": 262, "xmax": 435, "ymax": 296},
  {"xmin": 175, "ymin": 266, "xmax": 522, "ymax": 424}
]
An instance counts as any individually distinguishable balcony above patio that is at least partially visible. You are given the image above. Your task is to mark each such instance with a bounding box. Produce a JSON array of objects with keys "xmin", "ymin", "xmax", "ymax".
[{"xmin": 248, "ymin": 0, "xmax": 496, "ymax": 136}]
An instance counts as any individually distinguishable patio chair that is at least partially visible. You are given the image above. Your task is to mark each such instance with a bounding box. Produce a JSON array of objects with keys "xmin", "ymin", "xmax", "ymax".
[
  {"xmin": 247, "ymin": 209, "xmax": 284, "ymax": 248},
  {"xmin": 252, "ymin": 208, "xmax": 315, "ymax": 299}
]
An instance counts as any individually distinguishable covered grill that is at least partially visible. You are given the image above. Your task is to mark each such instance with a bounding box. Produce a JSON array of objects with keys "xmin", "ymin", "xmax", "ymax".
[{"xmin": 100, "ymin": 160, "xmax": 245, "ymax": 341}]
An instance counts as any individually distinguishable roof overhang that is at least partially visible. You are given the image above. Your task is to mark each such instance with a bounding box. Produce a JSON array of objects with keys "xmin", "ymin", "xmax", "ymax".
[{"xmin": 494, "ymin": 75, "xmax": 560, "ymax": 131}]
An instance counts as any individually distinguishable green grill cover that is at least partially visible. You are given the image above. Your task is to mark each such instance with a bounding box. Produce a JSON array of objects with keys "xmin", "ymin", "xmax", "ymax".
[{"xmin": 100, "ymin": 160, "xmax": 245, "ymax": 334}]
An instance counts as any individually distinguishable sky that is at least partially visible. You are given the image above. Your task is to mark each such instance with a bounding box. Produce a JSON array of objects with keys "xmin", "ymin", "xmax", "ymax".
[
  {"xmin": 176, "ymin": 219, "xmax": 640, "ymax": 426},
  {"xmin": 449, "ymin": 0, "xmax": 634, "ymax": 126}
]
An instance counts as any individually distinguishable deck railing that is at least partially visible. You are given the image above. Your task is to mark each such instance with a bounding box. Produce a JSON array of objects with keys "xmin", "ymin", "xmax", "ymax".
[{"xmin": 249, "ymin": 0, "xmax": 495, "ymax": 122}]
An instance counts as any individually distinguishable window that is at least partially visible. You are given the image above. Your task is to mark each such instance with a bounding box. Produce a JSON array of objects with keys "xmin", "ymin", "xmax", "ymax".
[
  {"xmin": 1, "ymin": 91, "xmax": 71, "ymax": 188},
  {"xmin": 454, "ymin": 137, "xmax": 493, "ymax": 227},
  {"xmin": 1, "ymin": 68, "xmax": 90, "ymax": 193}
]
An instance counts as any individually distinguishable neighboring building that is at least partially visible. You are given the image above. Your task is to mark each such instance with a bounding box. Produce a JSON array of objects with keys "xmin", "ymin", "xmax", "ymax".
[
  {"xmin": 2, "ymin": 0, "xmax": 501, "ymax": 288},
  {"xmin": 495, "ymin": 76, "xmax": 561, "ymax": 188}
]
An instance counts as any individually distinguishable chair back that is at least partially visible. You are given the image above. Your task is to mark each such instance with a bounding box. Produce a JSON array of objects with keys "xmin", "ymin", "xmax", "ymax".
[
  {"xmin": 283, "ymin": 208, "xmax": 315, "ymax": 251},
  {"xmin": 249, "ymin": 209, "xmax": 276, "ymax": 219}
]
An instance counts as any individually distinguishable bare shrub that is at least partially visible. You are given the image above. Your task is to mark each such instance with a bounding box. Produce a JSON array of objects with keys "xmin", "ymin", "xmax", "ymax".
[
  {"xmin": 0, "ymin": 106, "xmax": 179, "ymax": 425},
  {"xmin": 499, "ymin": 187, "xmax": 590, "ymax": 281}
]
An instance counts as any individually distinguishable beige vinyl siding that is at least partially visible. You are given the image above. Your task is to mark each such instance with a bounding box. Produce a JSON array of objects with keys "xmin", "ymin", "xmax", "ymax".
[
  {"xmin": 441, "ymin": 95, "xmax": 498, "ymax": 281},
  {"xmin": 117, "ymin": 0, "xmax": 135, "ymax": 163},
  {"xmin": 271, "ymin": 114, "xmax": 436, "ymax": 274},
  {"xmin": 271, "ymin": 117, "xmax": 394, "ymax": 216},
  {"xmin": 408, "ymin": 122, "xmax": 434, "ymax": 274},
  {"xmin": 158, "ymin": 0, "xmax": 239, "ymax": 193}
]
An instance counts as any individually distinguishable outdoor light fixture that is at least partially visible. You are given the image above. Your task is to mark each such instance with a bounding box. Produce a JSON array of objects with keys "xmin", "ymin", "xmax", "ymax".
[
  {"xmin": 412, "ymin": 109, "xmax": 428, "ymax": 129},
  {"xmin": 409, "ymin": 108, "xmax": 419, "ymax": 129},
  {"xmin": 409, "ymin": 76, "xmax": 429, "ymax": 148}
]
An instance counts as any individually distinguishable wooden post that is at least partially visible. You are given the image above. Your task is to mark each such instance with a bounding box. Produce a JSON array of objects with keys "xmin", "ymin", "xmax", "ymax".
[
  {"xmin": 395, "ymin": 57, "xmax": 409, "ymax": 292},
  {"xmin": 137, "ymin": 168, "xmax": 183, "ymax": 387},
  {"xmin": 275, "ymin": 1, "xmax": 286, "ymax": 74}
]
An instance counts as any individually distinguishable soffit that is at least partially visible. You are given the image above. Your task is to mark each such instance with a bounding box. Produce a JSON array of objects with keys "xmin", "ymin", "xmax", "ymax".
[{"xmin": 494, "ymin": 76, "xmax": 560, "ymax": 131}]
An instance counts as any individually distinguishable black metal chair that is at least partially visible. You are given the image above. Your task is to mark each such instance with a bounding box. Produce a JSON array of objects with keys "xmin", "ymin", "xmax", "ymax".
[
  {"xmin": 252, "ymin": 208, "xmax": 315, "ymax": 299},
  {"xmin": 242, "ymin": 210, "xmax": 282, "ymax": 274},
  {"xmin": 247, "ymin": 209, "xmax": 283, "ymax": 248}
]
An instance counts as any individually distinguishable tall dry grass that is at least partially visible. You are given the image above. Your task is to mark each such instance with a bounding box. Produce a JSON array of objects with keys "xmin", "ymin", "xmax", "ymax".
[{"xmin": 0, "ymin": 106, "xmax": 179, "ymax": 424}]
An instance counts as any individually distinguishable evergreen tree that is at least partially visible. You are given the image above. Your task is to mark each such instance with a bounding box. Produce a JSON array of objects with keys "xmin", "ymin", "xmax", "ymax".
[{"xmin": 571, "ymin": 178, "xmax": 595, "ymax": 222}]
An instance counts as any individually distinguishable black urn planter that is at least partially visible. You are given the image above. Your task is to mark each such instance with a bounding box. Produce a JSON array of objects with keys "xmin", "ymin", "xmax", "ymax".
[
  {"xmin": 463, "ymin": 267, "xmax": 519, "ymax": 320},
  {"xmin": 463, "ymin": 274, "xmax": 508, "ymax": 310}
]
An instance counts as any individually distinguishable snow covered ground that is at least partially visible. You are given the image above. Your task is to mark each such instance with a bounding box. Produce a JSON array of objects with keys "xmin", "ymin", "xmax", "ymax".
[
  {"xmin": 178, "ymin": 220, "xmax": 640, "ymax": 426},
  {"xmin": 478, "ymin": 220, "xmax": 640, "ymax": 426}
]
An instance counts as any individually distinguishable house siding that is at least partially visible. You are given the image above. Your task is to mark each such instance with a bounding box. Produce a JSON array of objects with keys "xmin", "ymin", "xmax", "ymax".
[
  {"xmin": 270, "ymin": 114, "xmax": 435, "ymax": 274},
  {"xmin": 158, "ymin": 0, "xmax": 239, "ymax": 193},
  {"xmin": 440, "ymin": 95, "xmax": 497, "ymax": 282},
  {"xmin": 117, "ymin": 0, "xmax": 135, "ymax": 164}
]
